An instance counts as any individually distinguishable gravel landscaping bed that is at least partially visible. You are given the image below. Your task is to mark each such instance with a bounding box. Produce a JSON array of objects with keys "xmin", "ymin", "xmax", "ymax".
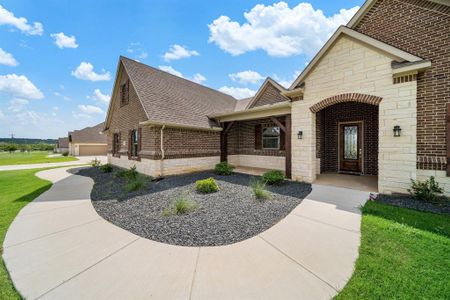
[
  {"xmin": 73, "ymin": 167, "xmax": 311, "ymax": 246},
  {"xmin": 376, "ymin": 194, "xmax": 450, "ymax": 215}
]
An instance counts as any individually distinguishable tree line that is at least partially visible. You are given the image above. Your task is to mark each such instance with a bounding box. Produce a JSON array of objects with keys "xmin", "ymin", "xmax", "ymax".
[{"xmin": 0, "ymin": 143, "xmax": 55, "ymax": 153}]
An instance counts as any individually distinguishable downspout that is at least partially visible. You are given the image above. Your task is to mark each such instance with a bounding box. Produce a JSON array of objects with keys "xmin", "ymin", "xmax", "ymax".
[{"xmin": 160, "ymin": 125, "xmax": 165, "ymax": 177}]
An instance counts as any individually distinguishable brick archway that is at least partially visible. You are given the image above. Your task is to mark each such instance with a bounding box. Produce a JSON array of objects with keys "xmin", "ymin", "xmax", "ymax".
[{"xmin": 310, "ymin": 93, "xmax": 382, "ymax": 113}]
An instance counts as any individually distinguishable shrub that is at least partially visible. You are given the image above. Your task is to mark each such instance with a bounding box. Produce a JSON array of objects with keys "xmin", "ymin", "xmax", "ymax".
[
  {"xmin": 125, "ymin": 175, "xmax": 145, "ymax": 192},
  {"xmin": 117, "ymin": 165, "xmax": 138, "ymax": 180},
  {"xmin": 214, "ymin": 162, "xmax": 234, "ymax": 175},
  {"xmin": 409, "ymin": 176, "xmax": 443, "ymax": 203},
  {"xmin": 250, "ymin": 179, "xmax": 270, "ymax": 200},
  {"xmin": 195, "ymin": 177, "xmax": 219, "ymax": 193},
  {"xmin": 262, "ymin": 170, "xmax": 285, "ymax": 185},
  {"xmin": 163, "ymin": 193, "xmax": 198, "ymax": 216},
  {"xmin": 91, "ymin": 158, "xmax": 101, "ymax": 167},
  {"xmin": 62, "ymin": 151, "xmax": 69, "ymax": 157},
  {"xmin": 100, "ymin": 164, "xmax": 113, "ymax": 173}
]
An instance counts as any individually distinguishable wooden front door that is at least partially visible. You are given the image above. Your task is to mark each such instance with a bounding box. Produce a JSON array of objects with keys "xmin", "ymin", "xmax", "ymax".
[{"xmin": 339, "ymin": 123, "xmax": 362, "ymax": 174}]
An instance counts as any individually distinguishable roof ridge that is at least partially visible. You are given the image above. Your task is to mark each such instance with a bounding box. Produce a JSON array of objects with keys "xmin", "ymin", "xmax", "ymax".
[{"xmin": 119, "ymin": 56, "xmax": 238, "ymax": 102}]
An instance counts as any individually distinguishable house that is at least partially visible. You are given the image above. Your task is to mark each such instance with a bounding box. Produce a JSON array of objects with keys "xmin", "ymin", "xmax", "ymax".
[
  {"xmin": 55, "ymin": 137, "xmax": 69, "ymax": 153},
  {"xmin": 103, "ymin": 0, "xmax": 450, "ymax": 195},
  {"xmin": 68, "ymin": 122, "xmax": 107, "ymax": 156}
]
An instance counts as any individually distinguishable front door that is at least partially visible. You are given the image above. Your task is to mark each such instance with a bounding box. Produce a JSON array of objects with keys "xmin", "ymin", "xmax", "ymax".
[{"xmin": 339, "ymin": 123, "xmax": 362, "ymax": 174}]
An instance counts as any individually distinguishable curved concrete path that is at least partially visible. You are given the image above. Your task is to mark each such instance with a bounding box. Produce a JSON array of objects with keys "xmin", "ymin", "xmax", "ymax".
[{"xmin": 3, "ymin": 167, "xmax": 369, "ymax": 300}]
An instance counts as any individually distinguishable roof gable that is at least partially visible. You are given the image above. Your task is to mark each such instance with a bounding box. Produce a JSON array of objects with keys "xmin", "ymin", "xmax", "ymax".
[
  {"xmin": 105, "ymin": 57, "xmax": 237, "ymax": 130},
  {"xmin": 289, "ymin": 26, "xmax": 424, "ymax": 89},
  {"xmin": 70, "ymin": 122, "xmax": 106, "ymax": 144},
  {"xmin": 246, "ymin": 78, "xmax": 289, "ymax": 109}
]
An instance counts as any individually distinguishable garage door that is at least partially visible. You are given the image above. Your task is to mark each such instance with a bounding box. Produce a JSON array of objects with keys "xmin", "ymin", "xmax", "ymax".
[{"xmin": 79, "ymin": 145, "xmax": 107, "ymax": 156}]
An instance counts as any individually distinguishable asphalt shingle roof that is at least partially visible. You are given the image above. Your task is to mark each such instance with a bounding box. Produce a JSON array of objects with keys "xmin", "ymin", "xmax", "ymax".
[
  {"xmin": 121, "ymin": 57, "xmax": 238, "ymax": 129},
  {"xmin": 69, "ymin": 122, "xmax": 107, "ymax": 144}
]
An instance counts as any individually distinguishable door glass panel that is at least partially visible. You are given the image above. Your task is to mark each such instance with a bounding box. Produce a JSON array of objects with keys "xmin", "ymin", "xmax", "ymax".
[{"xmin": 344, "ymin": 125, "xmax": 358, "ymax": 160}]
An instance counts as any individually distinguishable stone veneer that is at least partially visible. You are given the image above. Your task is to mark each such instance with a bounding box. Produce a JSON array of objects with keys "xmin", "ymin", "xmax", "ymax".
[{"xmin": 291, "ymin": 35, "xmax": 417, "ymax": 194}]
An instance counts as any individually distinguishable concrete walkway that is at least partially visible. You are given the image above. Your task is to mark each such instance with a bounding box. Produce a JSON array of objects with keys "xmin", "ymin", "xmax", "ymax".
[
  {"xmin": 3, "ymin": 167, "xmax": 370, "ymax": 300},
  {"xmin": 0, "ymin": 156, "xmax": 107, "ymax": 171}
]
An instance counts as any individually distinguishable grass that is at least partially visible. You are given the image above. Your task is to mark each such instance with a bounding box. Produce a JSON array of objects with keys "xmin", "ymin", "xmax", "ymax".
[
  {"xmin": 336, "ymin": 201, "xmax": 450, "ymax": 299},
  {"xmin": 0, "ymin": 168, "xmax": 54, "ymax": 299},
  {"xmin": 125, "ymin": 176, "xmax": 145, "ymax": 192},
  {"xmin": 250, "ymin": 179, "xmax": 271, "ymax": 200},
  {"xmin": 0, "ymin": 151, "xmax": 77, "ymax": 166},
  {"xmin": 163, "ymin": 193, "xmax": 198, "ymax": 216}
]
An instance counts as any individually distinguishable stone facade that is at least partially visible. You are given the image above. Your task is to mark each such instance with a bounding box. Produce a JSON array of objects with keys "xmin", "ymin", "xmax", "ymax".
[
  {"xmin": 291, "ymin": 35, "xmax": 417, "ymax": 194},
  {"xmin": 354, "ymin": 0, "xmax": 450, "ymax": 170}
]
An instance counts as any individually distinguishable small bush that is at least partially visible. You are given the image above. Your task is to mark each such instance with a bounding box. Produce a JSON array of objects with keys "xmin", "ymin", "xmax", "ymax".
[
  {"xmin": 195, "ymin": 177, "xmax": 219, "ymax": 193},
  {"xmin": 409, "ymin": 176, "xmax": 443, "ymax": 203},
  {"xmin": 262, "ymin": 170, "xmax": 285, "ymax": 185},
  {"xmin": 100, "ymin": 164, "xmax": 113, "ymax": 173},
  {"xmin": 117, "ymin": 165, "xmax": 138, "ymax": 180},
  {"xmin": 250, "ymin": 179, "xmax": 270, "ymax": 200},
  {"xmin": 125, "ymin": 176, "xmax": 145, "ymax": 192},
  {"xmin": 214, "ymin": 162, "xmax": 234, "ymax": 175},
  {"xmin": 91, "ymin": 158, "xmax": 101, "ymax": 167},
  {"xmin": 62, "ymin": 151, "xmax": 69, "ymax": 157},
  {"xmin": 163, "ymin": 193, "xmax": 198, "ymax": 216}
]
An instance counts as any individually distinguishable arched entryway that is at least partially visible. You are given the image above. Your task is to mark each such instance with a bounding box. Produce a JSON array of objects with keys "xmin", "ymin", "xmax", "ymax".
[{"xmin": 312, "ymin": 94, "xmax": 381, "ymax": 177}]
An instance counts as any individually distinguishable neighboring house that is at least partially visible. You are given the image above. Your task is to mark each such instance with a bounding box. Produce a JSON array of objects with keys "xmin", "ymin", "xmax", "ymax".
[
  {"xmin": 55, "ymin": 137, "xmax": 69, "ymax": 153},
  {"xmin": 68, "ymin": 123, "xmax": 107, "ymax": 156},
  {"xmin": 104, "ymin": 0, "xmax": 450, "ymax": 195}
]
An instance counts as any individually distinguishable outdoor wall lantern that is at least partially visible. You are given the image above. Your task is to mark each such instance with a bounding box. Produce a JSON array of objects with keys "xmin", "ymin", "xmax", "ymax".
[
  {"xmin": 393, "ymin": 125, "xmax": 401, "ymax": 137},
  {"xmin": 297, "ymin": 131, "xmax": 303, "ymax": 139}
]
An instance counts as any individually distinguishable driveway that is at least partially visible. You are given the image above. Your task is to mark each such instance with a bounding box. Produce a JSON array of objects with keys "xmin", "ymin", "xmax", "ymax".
[
  {"xmin": 0, "ymin": 156, "xmax": 107, "ymax": 171},
  {"xmin": 3, "ymin": 167, "xmax": 369, "ymax": 299}
]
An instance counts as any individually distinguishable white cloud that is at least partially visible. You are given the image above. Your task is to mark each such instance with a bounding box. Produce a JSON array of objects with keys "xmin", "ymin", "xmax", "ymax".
[
  {"xmin": 0, "ymin": 5, "xmax": 43, "ymax": 35},
  {"xmin": 163, "ymin": 44, "xmax": 199, "ymax": 61},
  {"xmin": 72, "ymin": 62, "xmax": 110, "ymax": 81},
  {"xmin": 230, "ymin": 70, "xmax": 264, "ymax": 84},
  {"xmin": 8, "ymin": 98, "xmax": 29, "ymax": 112},
  {"xmin": 0, "ymin": 74, "xmax": 43, "ymax": 99},
  {"xmin": 219, "ymin": 86, "xmax": 256, "ymax": 99},
  {"xmin": 208, "ymin": 2, "xmax": 359, "ymax": 57},
  {"xmin": 51, "ymin": 32, "xmax": 79, "ymax": 49},
  {"xmin": 273, "ymin": 69, "xmax": 302, "ymax": 88},
  {"xmin": 88, "ymin": 89, "xmax": 110, "ymax": 104},
  {"xmin": 0, "ymin": 48, "xmax": 18, "ymax": 66},
  {"xmin": 158, "ymin": 65, "xmax": 183, "ymax": 77},
  {"xmin": 78, "ymin": 104, "xmax": 104, "ymax": 115},
  {"xmin": 192, "ymin": 73, "xmax": 206, "ymax": 84},
  {"xmin": 126, "ymin": 42, "xmax": 148, "ymax": 60}
]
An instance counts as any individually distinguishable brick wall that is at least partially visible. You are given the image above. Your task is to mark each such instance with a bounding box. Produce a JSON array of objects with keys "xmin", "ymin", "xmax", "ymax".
[
  {"xmin": 249, "ymin": 82, "xmax": 287, "ymax": 108},
  {"xmin": 317, "ymin": 102, "xmax": 379, "ymax": 175},
  {"xmin": 107, "ymin": 65, "xmax": 221, "ymax": 160},
  {"xmin": 354, "ymin": 0, "xmax": 450, "ymax": 168},
  {"xmin": 227, "ymin": 118, "xmax": 286, "ymax": 157}
]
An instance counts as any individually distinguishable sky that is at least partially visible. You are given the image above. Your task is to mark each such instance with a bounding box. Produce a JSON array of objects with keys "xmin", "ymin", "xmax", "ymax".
[{"xmin": 0, "ymin": 0, "xmax": 363, "ymax": 139}]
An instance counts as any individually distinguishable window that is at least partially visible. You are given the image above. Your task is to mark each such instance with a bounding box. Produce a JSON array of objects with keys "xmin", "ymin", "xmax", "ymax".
[
  {"xmin": 262, "ymin": 126, "xmax": 280, "ymax": 149},
  {"xmin": 113, "ymin": 133, "xmax": 120, "ymax": 156},
  {"xmin": 130, "ymin": 129, "xmax": 139, "ymax": 157},
  {"xmin": 120, "ymin": 80, "xmax": 129, "ymax": 106}
]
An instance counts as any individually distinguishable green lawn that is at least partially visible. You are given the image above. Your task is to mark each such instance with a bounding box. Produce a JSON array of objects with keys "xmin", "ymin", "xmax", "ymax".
[
  {"xmin": 0, "ymin": 168, "xmax": 53, "ymax": 299},
  {"xmin": 336, "ymin": 201, "xmax": 450, "ymax": 299},
  {"xmin": 0, "ymin": 151, "xmax": 77, "ymax": 166}
]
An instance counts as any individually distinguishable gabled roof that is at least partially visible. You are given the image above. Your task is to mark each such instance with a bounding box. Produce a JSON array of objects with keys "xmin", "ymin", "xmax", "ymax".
[
  {"xmin": 245, "ymin": 77, "xmax": 289, "ymax": 109},
  {"xmin": 69, "ymin": 122, "xmax": 107, "ymax": 144},
  {"xmin": 105, "ymin": 57, "xmax": 238, "ymax": 130},
  {"xmin": 289, "ymin": 26, "xmax": 426, "ymax": 89},
  {"xmin": 347, "ymin": 0, "xmax": 449, "ymax": 29}
]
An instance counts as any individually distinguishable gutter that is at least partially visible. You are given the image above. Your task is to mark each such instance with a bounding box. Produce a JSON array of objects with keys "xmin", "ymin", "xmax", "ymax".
[{"xmin": 139, "ymin": 120, "xmax": 222, "ymax": 132}]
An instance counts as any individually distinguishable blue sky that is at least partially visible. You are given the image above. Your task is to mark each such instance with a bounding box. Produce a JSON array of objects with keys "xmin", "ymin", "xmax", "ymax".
[{"xmin": 0, "ymin": 0, "xmax": 363, "ymax": 139}]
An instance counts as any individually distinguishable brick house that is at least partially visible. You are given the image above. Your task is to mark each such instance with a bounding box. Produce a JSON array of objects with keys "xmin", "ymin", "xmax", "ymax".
[
  {"xmin": 68, "ymin": 122, "xmax": 107, "ymax": 156},
  {"xmin": 103, "ymin": 0, "xmax": 450, "ymax": 195}
]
